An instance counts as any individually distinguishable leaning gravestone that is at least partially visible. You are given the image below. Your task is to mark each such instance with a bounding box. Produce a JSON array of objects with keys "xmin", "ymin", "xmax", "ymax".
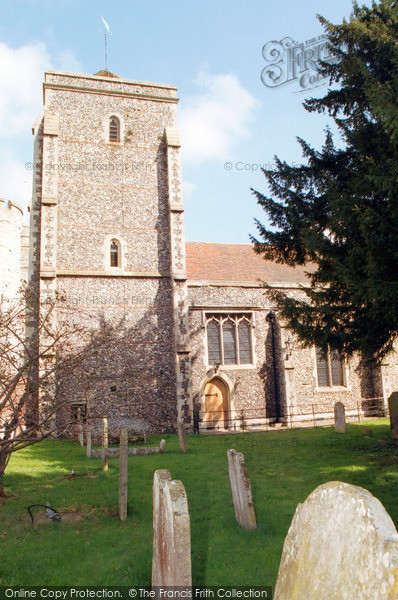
[
  {"xmin": 334, "ymin": 401, "xmax": 346, "ymax": 433},
  {"xmin": 274, "ymin": 481, "xmax": 398, "ymax": 600},
  {"xmin": 77, "ymin": 408, "xmax": 84, "ymax": 446},
  {"xmin": 177, "ymin": 419, "xmax": 188, "ymax": 453},
  {"xmin": 118, "ymin": 427, "xmax": 128, "ymax": 521},
  {"xmin": 102, "ymin": 417, "xmax": 108, "ymax": 472},
  {"xmin": 86, "ymin": 422, "xmax": 92, "ymax": 458},
  {"xmin": 227, "ymin": 449, "xmax": 257, "ymax": 530},
  {"xmin": 388, "ymin": 392, "xmax": 398, "ymax": 440},
  {"xmin": 152, "ymin": 469, "xmax": 191, "ymax": 588}
]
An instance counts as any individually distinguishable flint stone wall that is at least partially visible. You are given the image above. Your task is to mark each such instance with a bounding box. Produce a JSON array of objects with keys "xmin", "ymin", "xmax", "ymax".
[
  {"xmin": 274, "ymin": 481, "xmax": 398, "ymax": 600},
  {"xmin": 188, "ymin": 284, "xmax": 385, "ymax": 422},
  {"xmin": 32, "ymin": 71, "xmax": 182, "ymax": 433}
]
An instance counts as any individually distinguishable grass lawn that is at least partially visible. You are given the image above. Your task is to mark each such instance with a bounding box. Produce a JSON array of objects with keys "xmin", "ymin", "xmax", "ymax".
[{"xmin": 0, "ymin": 419, "xmax": 397, "ymax": 587}]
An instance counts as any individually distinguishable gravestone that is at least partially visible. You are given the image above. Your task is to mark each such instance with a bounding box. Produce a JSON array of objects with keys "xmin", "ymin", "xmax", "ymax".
[
  {"xmin": 334, "ymin": 401, "xmax": 346, "ymax": 433},
  {"xmin": 102, "ymin": 417, "xmax": 108, "ymax": 471},
  {"xmin": 118, "ymin": 427, "xmax": 128, "ymax": 521},
  {"xmin": 274, "ymin": 481, "xmax": 398, "ymax": 600},
  {"xmin": 152, "ymin": 469, "xmax": 191, "ymax": 588},
  {"xmin": 86, "ymin": 422, "xmax": 92, "ymax": 458},
  {"xmin": 388, "ymin": 392, "xmax": 398, "ymax": 440},
  {"xmin": 159, "ymin": 439, "xmax": 166, "ymax": 453},
  {"xmin": 227, "ymin": 449, "xmax": 257, "ymax": 530},
  {"xmin": 77, "ymin": 408, "xmax": 84, "ymax": 446},
  {"xmin": 177, "ymin": 420, "xmax": 188, "ymax": 453},
  {"xmin": 91, "ymin": 444, "xmax": 164, "ymax": 458}
]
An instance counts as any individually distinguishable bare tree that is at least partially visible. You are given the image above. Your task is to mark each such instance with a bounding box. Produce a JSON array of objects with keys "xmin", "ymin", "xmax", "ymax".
[{"xmin": 0, "ymin": 287, "xmax": 110, "ymax": 496}]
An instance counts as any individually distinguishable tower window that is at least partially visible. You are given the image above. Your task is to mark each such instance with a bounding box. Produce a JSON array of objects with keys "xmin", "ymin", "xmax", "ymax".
[
  {"xmin": 110, "ymin": 240, "xmax": 119, "ymax": 267},
  {"xmin": 109, "ymin": 116, "xmax": 120, "ymax": 142}
]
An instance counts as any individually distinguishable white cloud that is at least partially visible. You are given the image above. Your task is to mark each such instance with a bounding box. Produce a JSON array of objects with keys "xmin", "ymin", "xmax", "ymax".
[
  {"xmin": 0, "ymin": 41, "xmax": 82, "ymax": 212},
  {"xmin": 182, "ymin": 180, "xmax": 196, "ymax": 197},
  {"xmin": 55, "ymin": 49, "xmax": 84, "ymax": 74},
  {"xmin": 0, "ymin": 41, "xmax": 51, "ymax": 137},
  {"xmin": 0, "ymin": 41, "xmax": 83, "ymax": 138},
  {"xmin": 179, "ymin": 71, "xmax": 259, "ymax": 164}
]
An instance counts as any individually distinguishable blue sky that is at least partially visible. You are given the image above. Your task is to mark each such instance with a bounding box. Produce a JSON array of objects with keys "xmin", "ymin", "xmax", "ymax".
[{"xmin": 0, "ymin": 0, "xmax": 371, "ymax": 243}]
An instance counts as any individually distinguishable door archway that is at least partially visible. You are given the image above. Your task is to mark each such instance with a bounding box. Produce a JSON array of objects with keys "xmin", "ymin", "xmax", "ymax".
[{"xmin": 204, "ymin": 377, "xmax": 229, "ymax": 428}]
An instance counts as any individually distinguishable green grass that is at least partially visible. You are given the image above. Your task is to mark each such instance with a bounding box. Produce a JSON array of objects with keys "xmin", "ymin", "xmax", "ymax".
[{"xmin": 1, "ymin": 420, "xmax": 397, "ymax": 587}]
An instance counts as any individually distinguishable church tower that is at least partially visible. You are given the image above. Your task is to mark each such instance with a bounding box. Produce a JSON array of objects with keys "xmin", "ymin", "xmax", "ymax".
[{"xmin": 29, "ymin": 70, "xmax": 192, "ymax": 431}]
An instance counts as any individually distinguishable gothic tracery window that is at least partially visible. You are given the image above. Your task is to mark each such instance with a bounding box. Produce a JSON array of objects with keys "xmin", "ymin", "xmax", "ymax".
[{"xmin": 206, "ymin": 313, "xmax": 253, "ymax": 366}]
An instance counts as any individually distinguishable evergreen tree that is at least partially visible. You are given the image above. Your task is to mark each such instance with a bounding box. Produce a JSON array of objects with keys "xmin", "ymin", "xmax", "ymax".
[{"xmin": 252, "ymin": 0, "xmax": 398, "ymax": 361}]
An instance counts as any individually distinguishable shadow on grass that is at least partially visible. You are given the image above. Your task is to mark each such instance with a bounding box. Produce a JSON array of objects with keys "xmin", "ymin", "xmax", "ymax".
[{"xmin": 1, "ymin": 421, "xmax": 397, "ymax": 587}]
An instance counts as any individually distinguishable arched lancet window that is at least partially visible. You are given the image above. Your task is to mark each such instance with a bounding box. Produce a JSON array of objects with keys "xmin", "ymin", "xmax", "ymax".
[
  {"xmin": 207, "ymin": 318, "xmax": 222, "ymax": 364},
  {"xmin": 223, "ymin": 318, "xmax": 237, "ymax": 365},
  {"xmin": 237, "ymin": 317, "xmax": 251, "ymax": 364},
  {"xmin": 110, "ymin": 240, "xmax": 120, "ymax": 267},
  {"xmin": 109, "ymin": 116, "xmax": 120, "ymax": 142}
]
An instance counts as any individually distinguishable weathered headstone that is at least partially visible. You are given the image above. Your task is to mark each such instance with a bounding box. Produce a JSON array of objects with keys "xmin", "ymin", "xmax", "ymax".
[
  {"xmin": 159, "ymin": 439, "xmax": 166, "ymax": 453},
  {"xmin": 152, "ymin": 469, "xmax": 191, "ymax": 588},
  {"xmin": 334, "ymin": 401, "xmax": 346, "ymax": 433},
  {"xmin": 77, "ymin": 408, "xmax": 84, "ymax": 446},
  {"xmin": 227, "ymin": 449, "xmax": 257, "ymax": 530},
  {"xmin": 102, "ymin": 417, "xmax": 108, "ymax": 471},
  {"xmin": 118, "ymin": 427, "xmax": 128, "ymax": 521},
  {"xmin": 177, "ymin": 420, "xmax": 188, "ymax": 453},
  {"xmin": 274, "ymin": 481, "xmax": 398, "ymax": 600},
  {"xmin": 388, "ymin": 392, "xmax": 398, "ymax": 440},
  {"xmin": 86, "ymin": 421, "xmax": 92, "ymax": 458}
]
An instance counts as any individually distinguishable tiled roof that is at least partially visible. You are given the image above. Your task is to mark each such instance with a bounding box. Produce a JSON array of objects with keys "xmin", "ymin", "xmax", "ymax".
[{"xmin": 185, "ymin": 242, "xmax": 313, "ymax": 285}]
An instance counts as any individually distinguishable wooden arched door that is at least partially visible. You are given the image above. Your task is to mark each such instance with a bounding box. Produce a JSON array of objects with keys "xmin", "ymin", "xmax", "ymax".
[{"xmin": 204, "ymin": 378, "xmax": 229, "ymax": 428}]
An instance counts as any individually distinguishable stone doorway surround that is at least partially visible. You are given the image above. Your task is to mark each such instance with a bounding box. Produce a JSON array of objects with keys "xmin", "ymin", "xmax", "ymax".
[{"xmin": 199, "ymin": 371, "xmax": 236, "ymax": 430}]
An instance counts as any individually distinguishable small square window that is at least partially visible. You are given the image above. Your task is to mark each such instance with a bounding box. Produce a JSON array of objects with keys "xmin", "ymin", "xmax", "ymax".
[{"xmin": 70, "ymin": 402, "xmax": 87, "ymax": 422}]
